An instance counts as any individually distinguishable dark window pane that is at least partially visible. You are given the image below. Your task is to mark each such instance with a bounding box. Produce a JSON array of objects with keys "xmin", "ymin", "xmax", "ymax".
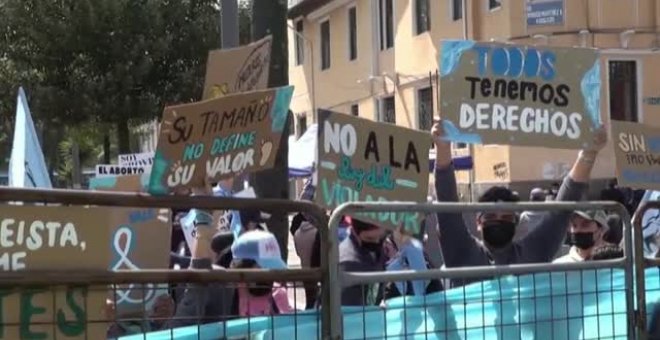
[
  {"xmin": 452, "ymin": 0, "xmax": 463, "ymax": 20},
  {"xmin": 349, "ymin": 7, "xmax": 357, "ymax": 60},
  {"xmin": 417, "ymin": 87, "xmax": 433, "ymax": 130},
  {"xmin": 321, "ymin": 21, "xmax": 331, "ymax": 70},
  {"xmin": 351, "ymin": 104, "xmax": 359, "ymax": 116},
  {"xmin": 295, "ymin": 20, "xmax": 304, "ymax": 65},
  {"xmin": 609, "ymin": 61, "xmax": 638, "ymax": 122},
  {"xmin": 382, "ymin": 96, "xmax": 395, "ymax": 124},
  {"xmin": 415, "ymin": 0, "xmax": 430, "ymax": 34}
]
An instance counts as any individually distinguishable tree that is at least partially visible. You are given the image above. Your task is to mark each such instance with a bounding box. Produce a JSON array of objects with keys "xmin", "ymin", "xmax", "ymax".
[{"xmin": 0, "ymin": 0, "xmax": 221, "ymax": 161}]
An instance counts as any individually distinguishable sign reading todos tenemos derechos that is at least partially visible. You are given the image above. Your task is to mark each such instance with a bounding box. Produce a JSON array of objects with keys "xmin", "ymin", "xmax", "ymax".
[
  {"xmin": 439, "ymin": 40, "xmax": 601, "ymax": 149},
  {"xmin": 0, "ymin": 205, "xmax": 111, "ymax": 339},
  {"xmin": 89, "ymin": 174, "xmax": 171, "ymax": 316},
  {"xmin": 316, "ymin": 110, "xmax": 431, "ymax": 234},
  {"xmin": 148, "ymin": 87, "xmax": 293, "ymax": 195},
  {"xmin": 612, "ymin": 121, "xmax": 660, "ymax": 191},
  {"xmin": 203, "ymin": 35, "xmax": 272, "ymax": 100}
]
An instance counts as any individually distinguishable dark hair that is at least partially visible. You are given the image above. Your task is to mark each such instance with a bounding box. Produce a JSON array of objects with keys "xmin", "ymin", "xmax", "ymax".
[
  {"xmin": 590, "ymin": 245, "xmax": 624, "ymax": 260},
  {"xmin": 478, "ymin": 186, "xmax": 520, "ymax": 203},
  {"xmin": 603, "ymin": 214, "xmax": 623, "ymax": 245},
  {"xmin": 231, "ymin": 258, "xmax": 258, "ymax": 269},
  {"xmin": 351, "ymin": 218, "xmax": 379, "ymax": 234}
]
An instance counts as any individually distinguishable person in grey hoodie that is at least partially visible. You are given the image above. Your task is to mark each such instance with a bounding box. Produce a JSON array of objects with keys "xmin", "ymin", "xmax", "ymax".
[{"xmin": 431, "ymin": 121, "xmax": 607, "ymax": 288}]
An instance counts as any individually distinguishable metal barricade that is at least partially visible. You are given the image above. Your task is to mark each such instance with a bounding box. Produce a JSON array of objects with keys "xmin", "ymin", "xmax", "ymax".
[
  {"xmin": 328, "ymin": 201, "xmax": 635, "ymax": 339},
  {"xmin": 632, "ymin": 200, "xmax": 660, "ymax": 340},
  {"xmin": 0, "ymin": 187, "xmax": 331, "ymax": 339}
]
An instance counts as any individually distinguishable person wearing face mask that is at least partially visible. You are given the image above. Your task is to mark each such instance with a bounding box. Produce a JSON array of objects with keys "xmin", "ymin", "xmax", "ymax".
[
  {"xmin": 431, "ymin": 120, "xmax": 608, "ymax": 288},
  {"xmin": 339, "ymin": 217, "xmax": 387, "ymax": 306},
  {"xmin": 553, "ymin": 210, "xmax": 609, "ymax": 263}
]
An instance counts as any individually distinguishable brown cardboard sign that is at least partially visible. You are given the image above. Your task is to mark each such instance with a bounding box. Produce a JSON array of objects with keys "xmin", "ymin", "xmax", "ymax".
[
  {"xmin": 0, "ymin": 205, "xmax": 110, "ymax": 339},
  {"xmin": 316, "ymin": 110, "xmax": 431, "ymax": 234},
  {"xmin": 612, "ymin": 121, "xmax": 660, "ymax": 190},
  {"xmin": 148, "ymin": 86, "xmax": 293, "ymax": 195},
  {"xmin": 89, "ymin": 174, "xmax": 171, "ymax": 316},
  {"xmin": 439, "ymin": 40, "xmax": 601, "ymax": 149},
  {"xmin": 203, "ymin": 36, "xmax": 272, "ymax": 100}
]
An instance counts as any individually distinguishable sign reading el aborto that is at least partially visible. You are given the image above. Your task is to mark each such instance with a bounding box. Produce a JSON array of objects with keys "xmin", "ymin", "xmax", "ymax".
[
  {"xmin": 89, "ymin": 173, "xmax": 171, "ymax": 316},
  {"xmin": 439, "ymin": 40, "xmax": 602, "ymax": 149},
  {"xmin": 148, "ymin": 86, "xmax": 294, "ymax": 195},
  {"xmin": 0, "ymin": 205, "xmax": 110, "ymax": 339},
  {"xmin": 203, "ymin": 35, "xmax": 272, "ymax": 100},
  {"xmin": 316, "ymin": 110, "xmax": 431, "ymax": 235},
  {"xmin": 612, "ymin": 121, "xmax": 660, "ymax": 190}
]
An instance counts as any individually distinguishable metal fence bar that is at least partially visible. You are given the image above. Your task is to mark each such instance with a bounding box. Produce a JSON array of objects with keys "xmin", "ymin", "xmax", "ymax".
[
  {"xmin": 632, "ymin": 200, "xmax": 660, "ymax": 339},
  {"xmin": 327, "ymin": 200, "xmax": 634, "ymax": 340},
  {"xmin": 0, "ymin": 187, "xmax": 332, "ymax": 339}
]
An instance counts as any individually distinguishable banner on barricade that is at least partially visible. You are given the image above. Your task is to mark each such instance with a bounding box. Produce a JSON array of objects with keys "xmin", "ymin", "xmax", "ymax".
[
  {"xmin": 203, "ymin": 35, "xmax": 272, "ymax": 100},
  {"xmin": 0, "ymin": 205, "xmax": 109, "ymax": 339},
  {"xmin": 118, "ymin": 151, "xmax": 154, "ymax": 167},
  {"xmin": 95, "ymin": 164, "xmax": 151, "ymax": 177},
  {"xmin": 612, "ymin": 121, "xmax": 660, "ymax": 190},
  {"xmin": 89, "ymin": 174, "xmax": 171, "ymax": 316},
  {"xmin": 439, "ymin": 40, "xmax": 601, "ymax": 149},
  {"xmin": 148, "ymin": 87, "xmax": 293, "ymax": 195},
  {"xmin": 316, "ymin": 110, "xmax": 430, "ymax": 234}
]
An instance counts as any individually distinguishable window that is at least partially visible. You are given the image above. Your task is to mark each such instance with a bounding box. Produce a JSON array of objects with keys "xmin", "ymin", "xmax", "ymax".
[
  {"xmin": 350, "ymin": 104, "xmax": 359, "ymax": 116},
  {"xmin": 348, "ymin": 7, "xmax": 358, "ymax": 61},
  {"xmin": 379, "ymin": 0, "xmax": 394, "ymax": 50},
  {"xmin": 417, "ymin": 87, "xmax": 433, "ymax": 130},
  {"xmin": 294, "ymin": 20, "xmax": 304, "ymax": 65},
  {"xmin": 296, "ymin": 115, "xmax": 308, "ymax": 137},
  {"xmin": 609, "ymin": 60, "xmax": 638, "ymax": 122},
  {"xmin": 488, "ymin": 0, "xmax": 501, "ymax": 11},
  {"xmin": 452, "ymin": 0, "xmax": 463, "ymax": 20},
  {"xmin": 288, "ymin": 111, "xmax": 295, "ymax": 136},
  {"xmin": 415, "ymin": 0, "xmax": 430, "ymax": 34},
  {"xmin": 320, "ymin": 20, "xmax": 331, "ymax": 70},
  {"xmin": 379, "ymin": 96, "xmax": 396, "ymax": 124}
]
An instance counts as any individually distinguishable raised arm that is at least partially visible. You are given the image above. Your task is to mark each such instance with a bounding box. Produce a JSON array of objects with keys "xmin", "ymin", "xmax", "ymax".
[
  {"xmin": 521, "ymin": 126, "xmax": 608, "ymax": 262},
  {"xmin": 432, "ymin": 122, "xmax": 486, "ymax": 267}
]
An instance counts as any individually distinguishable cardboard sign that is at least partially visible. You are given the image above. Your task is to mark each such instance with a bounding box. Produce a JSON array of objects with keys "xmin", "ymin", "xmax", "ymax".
[
  {"xmin": 316, "ymin": 110, "xmax": 431, "ymax": 234},
  {"xmin": 118, "ymin": 151, "xmax": 154, "ymax": 167},
  {"xmin": 612, "ymin": 121, "xmax": 660, "ymax": 190},
  {"xmin": 203, "ymin": 36, "xmax": 272, "ymax": 100},
  {"xmin": 89, "ymin": 174, "xmax": 171, "ymax": 316},
  {"xmin": 439, "ymin": 40, "xmax": 601, "ymax": 149},
  {"xmin": 0, "ymin": 205, "xmax": 110, "ymax": 339},
  {"xmin": 148, "ymin": 87, "xmax": 293, "ymax": 195},
  {"xmin": 96, "ymin": 164, "xmax": 151, "ymax": 177}
]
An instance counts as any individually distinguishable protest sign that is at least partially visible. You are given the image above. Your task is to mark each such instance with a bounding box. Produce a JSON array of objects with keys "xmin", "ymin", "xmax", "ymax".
[
  {"xmin": 148, "ymin": 87, "xmax": 293, "ymax": 195},
  {"xmin": 612, "ymin": 121, "xmax": 660, "ymax": 190},
  {"xmin": 118, "ymin": 151, "xmax": 154, "ymax": 167},
  {"xmin": 0, "ymin": 204, "xmax": 109, "ymax": 339},
  {"xmin": 89, "ymin": 174, "xmax": 171, "ymax": 315},
  {"xmin": 203, "ymin": 36, "xmax": 272, "ymax": 100},
  {"xmin": 316, "ymin": 110, "xmax": 431, "ymax": 234},
  {"xmin": 439, "ymin": 40, "xmax": 601, "ymax": 149},
  {"xmin": 96, "ymin": 164, "xmax": 151, "ymax": 177}
]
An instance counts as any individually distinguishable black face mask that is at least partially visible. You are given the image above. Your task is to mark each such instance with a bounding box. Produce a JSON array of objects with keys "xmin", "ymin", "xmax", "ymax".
[
  {"xmin": 482, "ymin": 220, "xmax": 516, "ymax": 248},
  {"xmin": 569, "ymin": 232, "xmax": 595, "ymax": 250}
]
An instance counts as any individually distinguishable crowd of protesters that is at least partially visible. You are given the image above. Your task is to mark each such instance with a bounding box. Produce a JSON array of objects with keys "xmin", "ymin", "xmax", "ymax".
[{"xmin": 106, "ymin": 120, "xmax": 651, "ymax": 338}]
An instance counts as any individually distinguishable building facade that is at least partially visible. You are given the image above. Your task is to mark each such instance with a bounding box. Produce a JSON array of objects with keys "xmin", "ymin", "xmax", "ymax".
[{"xmin": 287, "ymin": 0, "xmax": 660, "ymax": 199}]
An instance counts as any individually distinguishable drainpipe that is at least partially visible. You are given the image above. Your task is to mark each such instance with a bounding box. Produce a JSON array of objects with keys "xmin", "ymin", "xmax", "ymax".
[
  {"xmin": 370, "ymin": 0, "xmax": 380, "ymax": 100},
  {"xmin": 462, "ymin": 0, "xmax": 468, "ymax": 40},
  {"xmin": 462, "ymin": 0, "xmax": 475, "ymax": 202}
]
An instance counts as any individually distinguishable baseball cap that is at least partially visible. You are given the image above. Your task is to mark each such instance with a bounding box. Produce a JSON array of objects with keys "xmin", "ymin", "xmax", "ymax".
[
  {"xmin": 231, "ymin": 230, "xmax": 286, "ymax": 269},
  {"xmin": 573, "ymin": 210, "xmax": 608, "ymax": 228}
]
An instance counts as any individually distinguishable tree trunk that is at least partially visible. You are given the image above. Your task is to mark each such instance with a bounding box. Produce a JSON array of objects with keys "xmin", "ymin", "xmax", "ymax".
[
  {"xmin": 116, "ymin": 119, "xmax": 131, "ymax": 154},
  {"xmin": 103, "ymin": 131, "xmax": 111, "ymax": 163},
  {"xmin": 251, "ymin": 0, "xmax": 290, "ymax": 261}
]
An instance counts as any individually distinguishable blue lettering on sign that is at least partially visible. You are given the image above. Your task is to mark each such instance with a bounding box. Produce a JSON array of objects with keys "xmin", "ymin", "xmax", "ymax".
[
  {"xmin": 474, "ymin": 45, "xmax": 556, "ymax": 81},
  {"xmin": 128, "ymin": 210, "xmax": 157, "ymax": 224}
]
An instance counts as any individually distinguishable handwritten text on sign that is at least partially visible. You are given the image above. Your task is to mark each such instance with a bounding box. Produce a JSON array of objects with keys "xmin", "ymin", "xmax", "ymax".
[
  {"xmin": 612, "ymin": 121, "xmax": 660, "ymax": 190},
  {"xmin": 0, "ymin": 205, "xmax": 110, "ymax": 339},
  {"xmin": 316, "ymin": 110, "xmax": 430, "ymax": 234},
  {"xmin": 148, "ymin": 87, "xmax": 293, "ymax": 194},
  {"xmin": 439, "ymin": 40, "xmax": 601, "ymax": 149}
]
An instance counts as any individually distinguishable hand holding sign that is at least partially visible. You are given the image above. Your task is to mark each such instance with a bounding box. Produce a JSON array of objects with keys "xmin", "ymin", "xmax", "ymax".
[{"xmin": 583, "ymin": 124, "xmax": 608, "ymax": 153}]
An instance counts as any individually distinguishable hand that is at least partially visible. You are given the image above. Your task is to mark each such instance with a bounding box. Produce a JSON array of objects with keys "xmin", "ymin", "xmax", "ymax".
[
  {"xmin": 431, "ymin": 121, "xmax": 447, "ymax": 147},
  {"xmin": 104, "ymin": 299, "xmax": 116, "ymax": 320},
  {"xmin": 393, "ymin": 226, "xmax": 411, "ymax": 249},
  {"xmin": 582, "ymin": 124, "xmax": 608, "ymax": 154}
]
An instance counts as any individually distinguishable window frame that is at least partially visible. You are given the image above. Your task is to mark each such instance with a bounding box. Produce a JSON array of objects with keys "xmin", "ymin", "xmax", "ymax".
[
  {"xmin": 379, "ymin": 0, "xmax": 394, "ymax": 50},
  {"xmin": 607, "ymin": 58, "xmax": 643, "ymax": 123},
  {"xmin": 415, "ymin": 86, "xmax": 434, "ymax": 130},
  {"xmin": 294, "ymin": 19, "xmax": 304, "ymax": 66},
  {"xmin": 414, "ymin": 0, "xmax": 431, "ymax": 35},
  {"xmin": 487, "ymin": 0, "xmax": 502, "ymax": 11},
  {"xmin": 320, "ymin": 18, "xmax": 331, "ymax": 71},
  {"xmin": 378, "ymin": 95, "xmax": 396, "ymax": 124},
  {"xmin": 451, "ymin": 0, "xmax": 463, "ymax": 21},
  {"xmin": 350, "ymin": 104, "xmax": 359, "ymax": 116},
  {"xmin": 347, "ymin": 5, "xmax": 358, "ymax": 61}
]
